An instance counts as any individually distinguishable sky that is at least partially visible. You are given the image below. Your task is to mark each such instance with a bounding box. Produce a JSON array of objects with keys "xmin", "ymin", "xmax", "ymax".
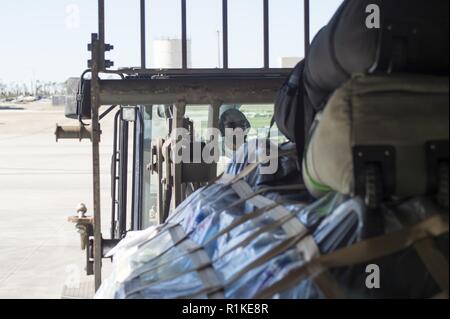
[{"xmin": 0, "ymin": 0, "xmax": 343, "ymax": 84}]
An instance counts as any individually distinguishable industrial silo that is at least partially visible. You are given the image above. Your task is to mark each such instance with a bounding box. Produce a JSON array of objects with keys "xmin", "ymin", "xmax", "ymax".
[{"xmin": 152, "ymin": 38, "xmax": 192, "ymax": 69}]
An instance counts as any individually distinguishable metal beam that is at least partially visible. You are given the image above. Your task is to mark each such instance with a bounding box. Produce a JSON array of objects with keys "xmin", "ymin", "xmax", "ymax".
[
  {"xmin": 140, "ymin": 0, "xmax": 147, "ymax": 69},
  {"xmin": 98, "ymin": 77, "xmax": 285, "ymax": 106},
  {"xmin": 207, "ymin": 101, "xmax": 222, "ymax": 178},
  {"xmin": 304, "ymin": 0, "xmax": 310, "ymax": 55},
  {"xmin": 110, "ymin": 110, "xmax": 121, "ymax": 239},
  {"xmin": 222, "ymin": 0, "xmax": 229, "ymax": 69},
  {"xmin": 98, "ymin": 0, "xmax": 105, "ymax": 71},
  {"xmin": 117, "ymin": 118, "xmax": 129, "ymax": 238},
  {"xmin": 181, "ymin": 0, "xmax": 188, "ymax": 69},
  {"xmin": 263, "ymin": 0, "xmax": 270, "ymax": 68},
  {"xmin": 98, "ymin": 0, "xmax": 105, "ymax": 44},
  {"xmin": 172, "ymin": 102, "xmax": 186, "ymax": 209},
  {"xmin": 91, "ymin": 7, "xmax": 103, "ymax": 290},
  {"xmin": 102, "ymin": 68, "xmax": 290, "ymax": 76}
]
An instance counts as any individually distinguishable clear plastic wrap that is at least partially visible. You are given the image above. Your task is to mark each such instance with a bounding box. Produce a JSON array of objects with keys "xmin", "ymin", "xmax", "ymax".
[
  {"xmin": 272, "ymin": 197, "xmax": 448, "ymax": 299},
  {"xmin": 96, "ymin": 141, "xmax": 448, "ymax": 299},
  {"xmin": 96, "ymin": 224, "xmax": 186, "ymax": 298},
  {"xmin": 126, "ymin": 271, "xmax": 210, "ymax": 299}
]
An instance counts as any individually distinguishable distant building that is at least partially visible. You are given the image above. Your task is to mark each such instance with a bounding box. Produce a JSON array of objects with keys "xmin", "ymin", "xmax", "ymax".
[
  {"xmin": 280, "ymin": 57, "xmax": 302, "ymax": 68},
  {"xmin": 52, "ymin": 95, "xmax": 66, "ymax": 106},
  {"xmin": 62, "ymin": 77, "xmax": 80, "ymax": 108},
  {"xmin": 153, "ymin": 38, "xmax": 192, "ymax": 69}
]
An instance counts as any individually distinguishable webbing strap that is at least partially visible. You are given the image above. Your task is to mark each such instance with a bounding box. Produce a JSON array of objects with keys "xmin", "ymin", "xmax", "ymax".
[
  {"xmin": 414, "ymin": 238, "xmax": 449, "ymax": 293},
  {"xmin": 133, "ymin": 204, "xmax": 284, "ymax": 280},
  {"xmin": 204, "ymin": 203, "xmax": 281, "ymax": 246},
  {"xmin": 231, "ymin": 181, "xmax": 307, "ymax": 236},
  {"xmin": 128, "ymin": 224, "xmax": 224, "ymax": 299},
  {"xmin": 228, "ymin": 149, "xmax": 297, "ymax": 185},
  {"xmin": 195, "ymin": 268, "xmax": 224, "ymax": 299},
  {"xmin": 312, "ymin": 271, "xmax": 347, "ymax": 299},
  {"xmin": 166, "ymin": 148, "xmax": 296, "ymax": 223},
  {"xmin": 167, "ymin": 226, "xmax": 225, "ymax": 299},
  {"xmin": 169, "ymin": 226, "xmax": 223, "ymax": 292},
  {"xmin": 223, "ymin": 182, "xmax": 305, "ymax": 213},
  {"xmin": 166, "ymin": 173, "xmax": 227, "ymax": 223},
  {"xmin": 226, "ymin": 232, "xmax": 314, "ymax": 286},
  {"xmin": 166, "ymin": 176, "xmax": 242, "ymax": 225},
  {"xmin": 232, "ymin": 181, "xmax": 307, "ymax": 237},
  {"xmin": 169, "ymin": 224, "xmax": 189, "ymax": 243},
  {"xmin": 166, "ymin": 179, "xmax": 303, "ymax": 227},
  {"xmin": 210, "ymin": 188, "xmax": 315, "ymax": 286},
  {"xmin": 172, "ymin": 231, "xmax": 225, "ymax": 299},
  {"xmin": 215, "ymin": 173, "xmax": 234, "ymax": 185},
  {"xmin": 136, "ymin": 182, "xmax": 307, "ymax": 280},
  {"xmin": 213, "ymin": 180, "xmax": 308, "ymax": 261},
  {"xmin": 129, "ymin": 223, "xmax": 194, "ymax": 282},
  {"xmin": 135, "ymin": 222, "xmax": 180, "ymax": 250},
  {"xmin": 294, "ymin": 234, "xmax": 347, "ymax": 299},
  {"xmin": 255, "ymin": 214, "xmax": 449, "ymax": 298},
  {"xmin": 215, "ymin": 213, "xmax": 300, "ymax": 262},
  {"xmin": 127, "ymin": 240, "xmax": 202, "ymax": 284},
  {"xmin": 430, "ymin": 292, "xmax": 449, "ymax": 299},
  {"xmin": 224, "ymin": 232, "xmax": 348, "ymax": 300}
]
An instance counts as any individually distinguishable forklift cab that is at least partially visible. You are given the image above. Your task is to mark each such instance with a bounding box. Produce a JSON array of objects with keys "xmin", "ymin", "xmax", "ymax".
[
  {"xmin": 57, "ymin": 0, "xmax": 448, "ymax": 298},
  {"xmin": 57, "ymin": 0, "xmax": 302, "ymax": 291}
]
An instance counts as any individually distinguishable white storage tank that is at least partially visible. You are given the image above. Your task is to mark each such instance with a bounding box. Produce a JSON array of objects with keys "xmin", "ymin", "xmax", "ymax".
[
  {"xmin": 152, "ymin": 38, "xmax": 192, "ymax": 69},
  {"xmin": 280, "ymin": 57, "xmax": 302, "ymax": 68}
]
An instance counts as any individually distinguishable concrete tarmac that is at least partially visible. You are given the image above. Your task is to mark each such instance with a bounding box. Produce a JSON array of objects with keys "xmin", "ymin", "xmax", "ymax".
[{"xmin": 0, "ymin": 102, "xmax": 114, "ymax": 298}]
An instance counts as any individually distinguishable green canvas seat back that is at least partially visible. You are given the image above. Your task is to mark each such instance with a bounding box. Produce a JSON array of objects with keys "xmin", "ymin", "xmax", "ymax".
[{"xmin": 303, "ymin": 74, "xmax": 449, "ymax": 199}]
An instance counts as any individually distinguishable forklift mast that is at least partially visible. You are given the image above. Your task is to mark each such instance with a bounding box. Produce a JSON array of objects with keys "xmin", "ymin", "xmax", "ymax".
[{"xmin": 57, "ymin": 0, "xmax": 312, "ymax": 291}]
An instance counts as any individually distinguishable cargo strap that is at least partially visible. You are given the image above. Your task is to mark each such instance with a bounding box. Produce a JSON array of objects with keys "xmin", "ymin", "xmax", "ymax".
[
  {"xmin": 124, "ymin": 205, "xmax": 284, "ymax": 295},
  {"xmin": 217, "ymin": 206, "xmax": 345, "ymax": 298},
  {"xmin": 203, "ymin": 203, "xmax": 281, "ymax": 246},
  {"xmin": 225, "ymin": 231, "xmax": 316, "ymax": 285},
  {"xmin": 166, "ymin": 148, "xmax": 297, "ymax": 224},
  {"xmin": 414, "ymin": 238, "xmax": 449, "ymax": 294},
  {"xmin": 204, "ymin": 179, "xmax": 306, "ymax": 249},
  {"xmin": 127, "ymin": 224, "xmax": 224, "ymax": 299},
  {"xmin": 227, "ymin": 148, "xmax": 297, "ymax": 185},
  {"xmin": 213, "ymin": 181, "xmax": 307, "ymax": 260},
  {"xmin": 139, "ymin": 182, "xmax": 308, "ymax": 280},
  {"xmin": 216, "ymin": 212, "xmax": 303, "ymax": 262},
  {"xmin": 165, "ymin": 181, "xmax": 223, "ymax": 223},
  {"xmin": 312, "ymin": 271, "xmax": 347, "ymax": 299},
  {"xmin": 430, "ymin": 292, "xmax": 449, "ymax": 299},
  {"xmin": 396, "ymin": 211, "xmax": 450, "ymax": 296},
  {"xmin": 255, "ymin": 213, "xmax": 449, "ymax": 299},
  {"xmin": 129, "ymin": 224, "xmax": 191, "ymax": 274},
  {"xmin": 131, "ymin": 182, "xmax": 347, "ymax": 299},
  {"xmin": 169, "ymin": 227, "xmax": 224, "ymax": 299},
  {"xmin": 223, "ymin": 181, "xmax": 305, "ymax": 214},
  {"xmin": 212, "ymin": 180, "xmax": 345, "ymax": 298},
  {"xmin": 134, "ymin": 222, "xmax": 183, "ymax": 251},
  {"xmin": 128, "ymin": 223, "xmax": 195, "ymax": 281},
  {"xmin": 216, "ymin": 201, "xmax": 341, "ymax": 298},
  {"xmin": 211, "ymin": 181, "xmax": 307, "ymax": 253},
  {"xmin": 130, "ymin": 181, "xmax": 310, "ymax": 298},
  {"xmin": 133, "ymin": 185, "xmax": 346, "ymax": 299},
  {"xmin": 166, "ymin": 173, "xmax": 230, "ymax": 223}
]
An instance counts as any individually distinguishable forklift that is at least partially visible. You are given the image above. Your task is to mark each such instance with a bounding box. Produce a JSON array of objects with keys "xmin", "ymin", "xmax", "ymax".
[{"xmin": 56, "ymin": 0, "xmax": 308, "ymax": 296}]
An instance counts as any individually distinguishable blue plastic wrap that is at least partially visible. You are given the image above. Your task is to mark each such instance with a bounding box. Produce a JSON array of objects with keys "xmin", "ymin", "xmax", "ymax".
[
  {"xmin": 96, "ymin": 141, "xmax": 448, "ymax": 300},
  {"xmin": 126, "ymin": 271, "xmax": 209, "ymax": 299}
]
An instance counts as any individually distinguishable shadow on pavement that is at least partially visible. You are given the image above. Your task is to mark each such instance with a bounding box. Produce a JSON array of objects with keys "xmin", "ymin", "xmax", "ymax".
[{"xmin": 0, "ymin": 106, "xmax": 25, "ymax": 111}]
